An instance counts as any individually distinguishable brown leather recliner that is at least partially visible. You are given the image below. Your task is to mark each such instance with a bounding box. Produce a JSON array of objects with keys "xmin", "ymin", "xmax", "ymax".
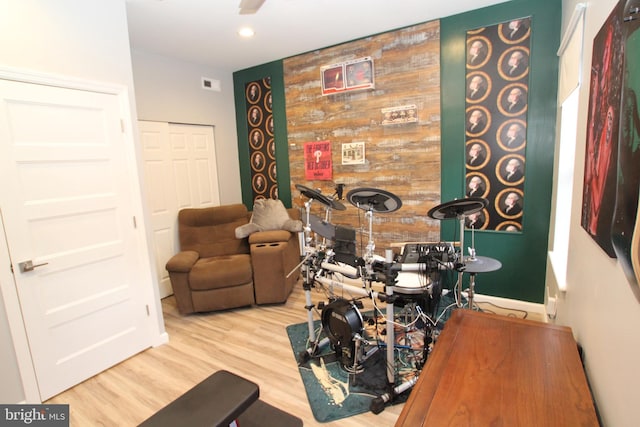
[{"xmin": 166, "ymin": 203, "xmax": 301, "ymax": 315}]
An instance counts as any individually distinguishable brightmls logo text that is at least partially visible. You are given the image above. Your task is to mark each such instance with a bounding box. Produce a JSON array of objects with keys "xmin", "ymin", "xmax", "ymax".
[{"xmin": 1, "ymin": 405, "xmax": 68, "ymax": 426}]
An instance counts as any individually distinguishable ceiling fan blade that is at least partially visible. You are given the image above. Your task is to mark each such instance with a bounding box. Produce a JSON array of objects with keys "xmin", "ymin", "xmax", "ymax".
[{"xmin": 239, "ymin": 0, "xmax": 265, "ymax": 15}]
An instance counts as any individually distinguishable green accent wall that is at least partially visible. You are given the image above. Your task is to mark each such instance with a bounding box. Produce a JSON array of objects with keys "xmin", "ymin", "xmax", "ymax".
[
  {"xmin": 233, "ymin": 61, "xmax": 292, "ymax": 208},
  {"xmin": 441, "ymin": 0, "xmax": 561, "ymax": 303},
  {"xmin": 234, "ymin": 0, "xmax": 561, "ymax": 303}
]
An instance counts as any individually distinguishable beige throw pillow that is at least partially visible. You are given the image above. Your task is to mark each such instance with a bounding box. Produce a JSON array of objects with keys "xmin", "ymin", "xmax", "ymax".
[{"xmin": 235, "ymin": 199, "xmax": 302, "ymax": 238}]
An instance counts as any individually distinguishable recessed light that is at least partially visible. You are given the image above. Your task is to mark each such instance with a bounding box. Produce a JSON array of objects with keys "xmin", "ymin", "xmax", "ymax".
[{"xmin": 238, "ymin": 27, "xmax": 255, "ymax": 38}]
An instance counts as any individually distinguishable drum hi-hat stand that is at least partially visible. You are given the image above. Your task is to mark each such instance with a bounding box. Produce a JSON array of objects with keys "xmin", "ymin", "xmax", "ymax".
[
  {"xmin": 427, "ymin": 197, "xmax": 489, "ymax": 308},
  {"xmin": 463, "ymin": 255, "xmax": 502, "ymax": 308}
]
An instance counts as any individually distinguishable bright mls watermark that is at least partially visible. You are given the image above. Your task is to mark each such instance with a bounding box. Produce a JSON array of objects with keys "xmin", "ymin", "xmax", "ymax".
[{"xmin": 0, "ymin": 405, "xmax": 69, "ymax": 426}]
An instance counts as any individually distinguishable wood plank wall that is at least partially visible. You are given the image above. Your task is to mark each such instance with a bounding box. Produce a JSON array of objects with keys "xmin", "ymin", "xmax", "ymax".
[{"xmin": 284, "ymin": 20, "xmax": 443, "ymax": 256}]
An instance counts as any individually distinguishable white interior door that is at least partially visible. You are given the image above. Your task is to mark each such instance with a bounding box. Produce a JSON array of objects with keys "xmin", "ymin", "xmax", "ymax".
[
  {"xmin": 0, "ymin": 78, "xmax": 153, "ymax": 400},
  {"xmin": 140, "ymin": 121, "xmax": 220, "ymax": 298}
]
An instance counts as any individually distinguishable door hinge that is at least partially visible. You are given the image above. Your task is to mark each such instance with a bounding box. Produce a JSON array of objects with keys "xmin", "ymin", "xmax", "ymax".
[
  {"xmin": 146, "ymin": 304, "xmax": 150, "ymax": 316},
  {"xmin": 133, "ymin": 216, "xmax": 137, "ymax": 228},
  {"xmin": 120, "ymin": 119, "xmax": 125, "ymax": 133}
]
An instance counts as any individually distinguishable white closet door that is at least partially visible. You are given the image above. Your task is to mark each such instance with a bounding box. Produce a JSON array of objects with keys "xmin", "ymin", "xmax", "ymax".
[{"xmin": 140, "ymin": 121, "xmax": 220, "ymax": 298}]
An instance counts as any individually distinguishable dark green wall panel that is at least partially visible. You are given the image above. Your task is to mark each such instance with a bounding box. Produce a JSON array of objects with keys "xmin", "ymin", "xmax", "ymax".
[
  {"xmin": 233, "ymin": 60, "xmax": 292, "ymax": 208},
  {"xmin": 441, "ymin": 0, "xmax": 561, "ymax": 302}
]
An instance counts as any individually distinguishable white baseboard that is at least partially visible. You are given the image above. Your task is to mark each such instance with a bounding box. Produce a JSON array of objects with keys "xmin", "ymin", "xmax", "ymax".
[
  {"xmin": 472, "ymin": 293, "xmax": 547, "ymax": 322},
  {"xmin": 153, "ymin": 332, "xmax": 170, "ymax": 347}
]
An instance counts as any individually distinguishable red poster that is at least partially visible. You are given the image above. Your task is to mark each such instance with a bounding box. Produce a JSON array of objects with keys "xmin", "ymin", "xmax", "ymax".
[{"xmin": 304, "ymin": 141, "xmax": 332, "ymax": 180}]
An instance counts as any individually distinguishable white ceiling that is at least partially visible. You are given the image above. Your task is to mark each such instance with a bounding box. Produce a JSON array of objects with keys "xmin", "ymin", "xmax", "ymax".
[{"xmin": 126, "ymin": 0, "xmax": 512, "ymax": 72}]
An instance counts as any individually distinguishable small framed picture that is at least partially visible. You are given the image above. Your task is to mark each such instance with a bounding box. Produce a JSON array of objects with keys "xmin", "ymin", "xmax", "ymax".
[
  {"xmin": 321, "ymin": 57, "xmax": 374, "ymax": 95},
  {"xmin": 321, "ymin": 64, "xmax": 345, "ymax": 95},
  {"xmin": 342, "ymin": 142, "xmax": 365, "ymax": 165},
  {"xmin": 381, "ymin": 104, "xmax": 418, "ymax": 125},
  {"xmin": 345, "ymin": 57, "xmax": 374, "ymax": 90}
]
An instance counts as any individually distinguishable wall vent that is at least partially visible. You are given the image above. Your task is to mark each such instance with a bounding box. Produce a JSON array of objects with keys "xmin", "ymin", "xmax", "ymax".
[{"xmin": 202, "ymin": 77, "xmax": 221, "ymax": 92}]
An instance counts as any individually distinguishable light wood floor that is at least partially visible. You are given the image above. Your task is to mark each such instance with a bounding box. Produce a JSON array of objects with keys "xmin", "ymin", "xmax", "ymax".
[
  {"xmin": 45, "ymin": 280, "xmax": 404, "ymax": 426},
  {"xmin": 46, "ymin": 279, "xmax": 545, "ymax": 426}
]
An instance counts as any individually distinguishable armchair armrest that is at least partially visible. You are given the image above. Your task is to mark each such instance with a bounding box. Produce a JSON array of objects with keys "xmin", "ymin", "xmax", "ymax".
[
  {"xmin": 166, "ymin": 250, "xmax": 199, "ymax": 272},
  {"xmin": 249, "ymin": 230, "xmax": 293, "ymax": 244}
]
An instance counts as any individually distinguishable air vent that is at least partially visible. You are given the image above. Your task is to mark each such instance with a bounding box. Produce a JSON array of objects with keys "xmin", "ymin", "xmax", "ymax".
[{"xmin": 202, "ymin": 77, "xmax": 221, "ymax": 92}]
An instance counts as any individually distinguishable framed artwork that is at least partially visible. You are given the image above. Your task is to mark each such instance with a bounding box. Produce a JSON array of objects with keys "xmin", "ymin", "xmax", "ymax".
[
  {"xmin": 321, "ymin": 57, "xmax": 374, "ymax": 95},
  {"xmin": 304, "ymin": 140, "xmax": 332, "ymax": 180},
  {"xmin": 342, "ymin": 142, "xmax": 365, "ymax": 165},
  {"xmin": 581, "ymin": 0, "xmax": 625, "ymax": 257},
  {"xmin": 321, "ymin": 64, "xmax": 344, "ymax": 94},
  {"xmin": 345, "ymin": 57, "xmax": 374, "ymax": 89},
  {"xmin": 381, "ymin": 104, "xmax": 418, "ymax": 125}
]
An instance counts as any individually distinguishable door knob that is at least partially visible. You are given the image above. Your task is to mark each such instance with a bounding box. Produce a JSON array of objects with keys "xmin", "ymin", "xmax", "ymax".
[{"xmin": 18, "ymin": 260, "xmax": 49, "ymax": 273}]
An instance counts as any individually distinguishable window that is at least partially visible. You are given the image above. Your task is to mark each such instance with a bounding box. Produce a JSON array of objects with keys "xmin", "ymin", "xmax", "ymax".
[
  {"xmin": 549, "ymin": 87, "xmax": 579, "ymax": 291},
  {"xmin": 548, "ymin": 3, "xmax": 586, "ymax": 291}
]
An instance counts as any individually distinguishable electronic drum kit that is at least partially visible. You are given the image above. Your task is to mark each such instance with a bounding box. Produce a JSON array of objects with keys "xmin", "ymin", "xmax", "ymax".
[{"xmin": 292, "ymin": 184, "xmax": 502, "ymax": 414}]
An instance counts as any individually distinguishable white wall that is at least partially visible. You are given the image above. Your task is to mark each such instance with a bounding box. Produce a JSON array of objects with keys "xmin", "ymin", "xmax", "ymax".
[
  {"xmin": 0, "ymin": 0, "xmax": 165, "ymax": 403},
  {"xmin": 131, "ymin": 50, "xmax": 242, "ymax": 205},
  {"xmin": 550, "ymin": 1, "xmax": 640, "ymax": 425}
]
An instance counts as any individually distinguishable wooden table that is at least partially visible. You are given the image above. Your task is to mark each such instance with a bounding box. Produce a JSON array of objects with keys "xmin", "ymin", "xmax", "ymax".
[{"xmin": 395, "ymin": 309, "xmax": 599, "ymax": 426}]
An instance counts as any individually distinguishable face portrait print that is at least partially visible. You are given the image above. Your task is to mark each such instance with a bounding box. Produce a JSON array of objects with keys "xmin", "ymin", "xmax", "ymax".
[
  {"xmin": 466, "ymin": 140, "xmax": 490, "ymax": 169},
  {"xmin": 498, "ymin": 84, "xmax": 528, "ymax": 116},
  {"xmin": 467, "ymin": 36, "xmax": 491, "ymax": 68},
  {"xmin": 466, "ymin": 72, "xmax": 491, "ymax": 103},
  {"xmin": 249, "ymin": 129, "xmax": 264, "ymax": 150},
  {"xmin": 495, "ymin": 154, "xmax": 526, "ymax": 186},
  {"xmin": 503, "ymin": 157, "xmax": 525, "ymax": 184},
  {"xmin": 497, "ymin": 120, "xmax": 527, "ymax": 151},
  {"xmin": 466, "ymin": 173, "xmax": 489, "ymax": 198},
  {"xmin": 251, "ymin": 152, "xmax": 265, "ymax": 172},
  {"xmin": 504, "ymin": 192, "xmax": 522, "ymax": 215},
  {"xmin": 496, "ymin": 189, "xmax": 524, "ymax": 219},
  {"xmin": 466, "ymin": 107, "xmax": 490, "ymax": 137},
  {"xmin": 465, "ymin": 210, "xmax": 487, "ymax": 230},
  {"xmin": 499, "ymin": 47, "xmax": 530, "ymax": 81},
  {"xmin": 504, "ymin": 158, "xmax": 523, "ymax": 182},
  {"xmin": 252, "ymin": 174, "xmax": 266, "ymax": 194},
  {"xmin": 246, "ymin": 82, "xmax": 261, "ymax": 104},
  {"xmin": 507, "ymin": 51, "xmax": 526, "ymax": 75},
  {"xmin": 248, "ymin": 106, "xmax": 263, "ymax": 126},
  {"xmin": 499, "ymin": 19, "xmax": 531, "ymax": 44}
]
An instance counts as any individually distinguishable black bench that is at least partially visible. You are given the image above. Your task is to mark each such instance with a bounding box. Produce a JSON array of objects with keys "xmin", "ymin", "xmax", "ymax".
[{"xmin": 139, "ymin": 370, "xmax": 302, "ymax": 427}]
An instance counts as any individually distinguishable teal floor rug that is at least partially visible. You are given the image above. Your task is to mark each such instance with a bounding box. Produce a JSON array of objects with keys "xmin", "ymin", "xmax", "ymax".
[{"xmin": 286, "ymin": 312, "xmax": 424, "ymax": 423}]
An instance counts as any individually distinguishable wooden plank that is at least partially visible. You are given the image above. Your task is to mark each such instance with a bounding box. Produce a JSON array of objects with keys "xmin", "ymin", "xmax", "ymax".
[{"xmin": 284, "ymin": 21, "xmax": 443, "ymax": 254}]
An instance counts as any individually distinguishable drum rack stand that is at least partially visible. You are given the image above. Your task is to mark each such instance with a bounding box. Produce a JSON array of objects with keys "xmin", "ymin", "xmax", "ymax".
[
  {"xmin": 296, "ymin": 249, "xmax": 431, "ymax": 414},
  {"xmin": 291, "ymin": 186, "xmax": 501, "ymax": 414}
]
